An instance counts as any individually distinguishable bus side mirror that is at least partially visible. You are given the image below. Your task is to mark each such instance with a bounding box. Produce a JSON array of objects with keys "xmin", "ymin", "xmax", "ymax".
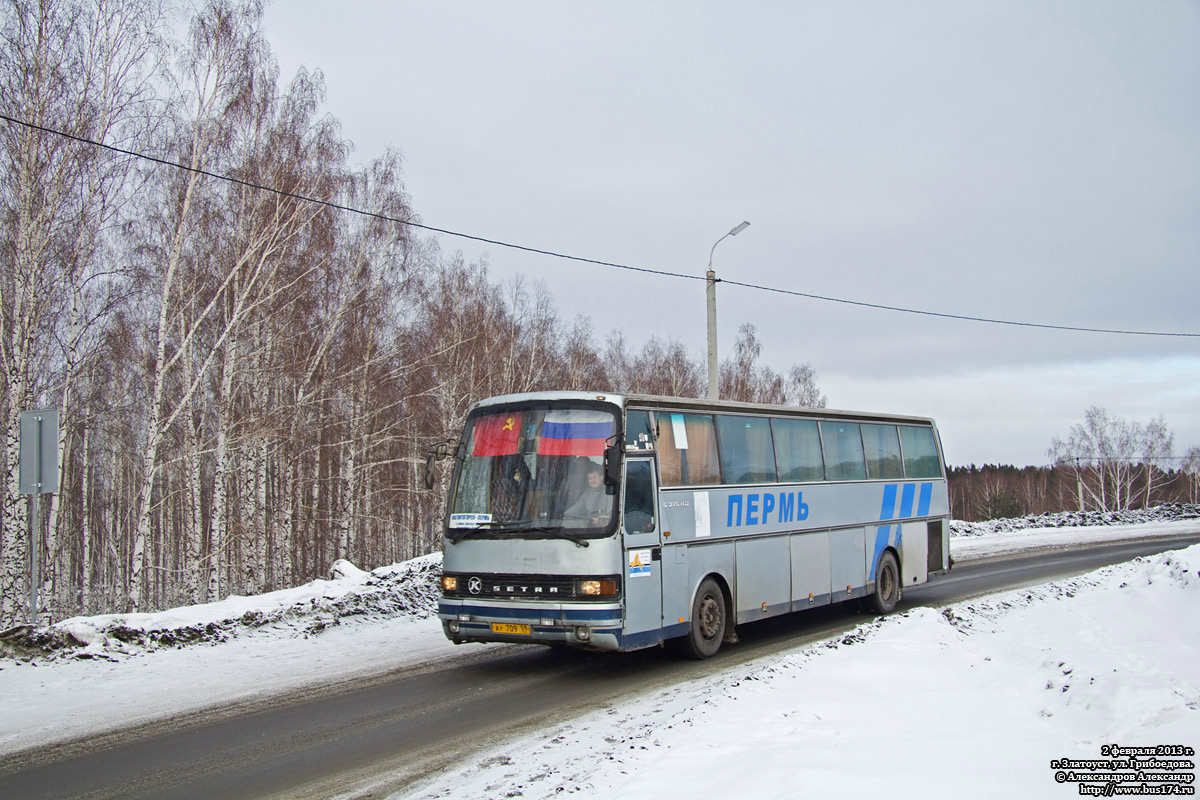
[
  {"xmin": 604, "ymin": 441, "xmax": 622, "ymax": 486},
  {"xmin": 424, "ymin": 441, "xmax": 453, "ymax": 490},
  {"xmin": 423, "ymin": 452, "xmax": 436, "ymax": 490}
]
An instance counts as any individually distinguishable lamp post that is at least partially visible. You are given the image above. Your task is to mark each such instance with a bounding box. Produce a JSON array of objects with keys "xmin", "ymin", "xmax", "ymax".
[{"xmin": 706, "ymin": 220, "xmax": 750, "ymax": 400}]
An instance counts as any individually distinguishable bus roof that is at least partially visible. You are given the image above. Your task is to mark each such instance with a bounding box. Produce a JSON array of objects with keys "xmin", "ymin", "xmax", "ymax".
[{"xmin": 469, "ymin": 391, "xmax": 939, "ymax": 428}]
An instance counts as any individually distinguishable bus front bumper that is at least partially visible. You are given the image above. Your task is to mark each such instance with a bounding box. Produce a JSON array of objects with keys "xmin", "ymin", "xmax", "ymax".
[{"xmin": 437, "ymin": 598, "xmax": 623, "ymax": 651}]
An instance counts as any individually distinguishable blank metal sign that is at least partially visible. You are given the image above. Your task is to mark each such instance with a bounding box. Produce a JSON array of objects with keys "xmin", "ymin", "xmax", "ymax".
[{"xmin": 19, "ymin": 409, "xmax": 58, "ymax": 495}]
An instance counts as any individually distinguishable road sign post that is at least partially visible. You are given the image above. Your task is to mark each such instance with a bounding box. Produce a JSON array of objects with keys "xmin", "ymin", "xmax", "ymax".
[{"xmin": 19, "ymin": 409, "xmax": 59, "ymax": 625}]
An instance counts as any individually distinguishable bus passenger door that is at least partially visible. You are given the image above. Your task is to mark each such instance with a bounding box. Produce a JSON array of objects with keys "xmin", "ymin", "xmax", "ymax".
[{"xmin": 621, "ymin": 458, "xmax": 662, "ymax": 645}]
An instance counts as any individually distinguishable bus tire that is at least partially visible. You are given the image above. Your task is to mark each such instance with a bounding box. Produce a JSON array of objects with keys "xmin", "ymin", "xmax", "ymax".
[
  {"xmin": 683, "ymin": 577, "xmax": 727, "ymax": 659},
  {"xmin": 867, "ymin": 551, "xmax": 900, "ymax": 615}
]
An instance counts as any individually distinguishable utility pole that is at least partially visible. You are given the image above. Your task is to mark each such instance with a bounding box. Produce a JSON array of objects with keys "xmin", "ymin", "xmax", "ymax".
[
  {"xmin": 706, "ymin": 221, "xmax": 750, "ymax": 401},
  {"xmin": 1075, "ymin": 457, "xmax": 1085, "ymax": 512}
]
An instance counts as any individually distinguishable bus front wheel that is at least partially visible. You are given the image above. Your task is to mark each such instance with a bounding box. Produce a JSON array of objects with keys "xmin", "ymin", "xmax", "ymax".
[
  {"xmin": 867, "ymin": 551, "xmax": 900, "ymax": 614},
  {"xmin": 683, "ymin": 577, "xmax": 727, "ymax": 659}
]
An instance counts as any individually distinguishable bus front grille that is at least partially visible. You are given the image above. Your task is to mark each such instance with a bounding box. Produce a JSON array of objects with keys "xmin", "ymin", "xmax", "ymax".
[{"xmin": 442, "ymin": 573, "xmax": 618, "ymax": 601}]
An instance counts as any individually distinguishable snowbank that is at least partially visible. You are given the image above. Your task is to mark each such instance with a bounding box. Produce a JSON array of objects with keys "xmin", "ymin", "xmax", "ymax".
[
  {"xmin": 0, "ymin": 554, "xmax": 442, "ymax": 663},
  {"xmin": 396, "ymin": 545, "xmax": 1200, "ymax": 799},
  {"xmin": 950, "ymin": 502, "xmax": 1200, "ymax": 537}
]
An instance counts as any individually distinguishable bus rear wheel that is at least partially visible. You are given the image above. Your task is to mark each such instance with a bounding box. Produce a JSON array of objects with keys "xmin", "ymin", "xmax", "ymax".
[
  {"xmin": 683, "ymin": 577, "xmax": 727, "ymax": 659},
  {"xmin": 867, "ymin": 551, "xmax": 900, "ymax": 614}
]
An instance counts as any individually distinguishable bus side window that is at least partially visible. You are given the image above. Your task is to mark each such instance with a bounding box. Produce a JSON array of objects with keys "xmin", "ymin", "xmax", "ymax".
[
  {"xmin": 716, "ymin": 415, "xmax": 777, "ymax": 484},
  {"xmin": 658, "ymin": 413, "xmax": 721, "ymax": 486},
  {"xmin": 772, "ymin": 418, "xmax": 825, "ymax": 482},
  {"xmin": 899, "ymin": 425, "xmax": 943, "ymax": 478},
  {"xmin": 625, "ymin": 410, "xmax": 655, "ymax": 451},
  {"xmin": 862, "ymin": 424, "xmax": 904, "ymax": 479},
  {"xmin": 820, "ymin": 421, "xmax": 867, "ymax": 481},
  {"xmin": 623, "ymin": 460, "xmax": 656, "ymax": 534}
]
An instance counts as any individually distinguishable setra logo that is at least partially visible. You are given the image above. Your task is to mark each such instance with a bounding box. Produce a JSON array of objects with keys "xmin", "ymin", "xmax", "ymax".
[{"xmin": 468, "ymin": 577, "xmax": 482, "ymax": 595}]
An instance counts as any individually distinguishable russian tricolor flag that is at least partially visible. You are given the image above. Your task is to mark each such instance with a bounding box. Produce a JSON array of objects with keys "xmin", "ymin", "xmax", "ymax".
[{"xmin": 538, "ymin": 410, "xmax": 613, "ymax": 457}]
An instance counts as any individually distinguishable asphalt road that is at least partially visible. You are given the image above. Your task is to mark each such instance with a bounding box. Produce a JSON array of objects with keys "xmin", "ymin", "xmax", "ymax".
[{"xmin": 2, "ymin": 534, "xmax": 1197, "ymax": 800}]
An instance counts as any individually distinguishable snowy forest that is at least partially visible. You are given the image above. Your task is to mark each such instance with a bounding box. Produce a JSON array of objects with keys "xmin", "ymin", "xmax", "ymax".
[
  {"xmin": 0, "ymin": 0, "xmax": 829, "ymax": 626},
  {"xmin": 951, "ymin": 406, "xmax": 1200, "ymax": 522},
  {"xmin": 2, "ymin": 1, "xmax": 1197, "ymax": 628}
]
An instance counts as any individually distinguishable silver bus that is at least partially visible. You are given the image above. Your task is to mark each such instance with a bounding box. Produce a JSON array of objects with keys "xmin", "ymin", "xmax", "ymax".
[{"xmin": 435, "ymin": 391, "xmax": 950, "ymax": 658}]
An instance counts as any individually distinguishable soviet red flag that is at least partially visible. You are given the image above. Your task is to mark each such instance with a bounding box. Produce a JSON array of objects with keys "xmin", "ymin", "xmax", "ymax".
[{"xmin": 470, "ymin": 412, "xmax": 522, "ymax": 457}]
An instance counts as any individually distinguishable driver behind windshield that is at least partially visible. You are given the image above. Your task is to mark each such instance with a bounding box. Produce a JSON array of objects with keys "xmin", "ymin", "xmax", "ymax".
[{"xmin": 564, "ymin": 462, "xmax": 609, "ymax": 525}]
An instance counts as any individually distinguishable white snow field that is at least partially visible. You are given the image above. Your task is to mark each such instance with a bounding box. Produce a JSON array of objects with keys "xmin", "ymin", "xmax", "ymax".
[{"xmin": 1, "ymin": 508, "xmax": 1198, "ymax": 799}]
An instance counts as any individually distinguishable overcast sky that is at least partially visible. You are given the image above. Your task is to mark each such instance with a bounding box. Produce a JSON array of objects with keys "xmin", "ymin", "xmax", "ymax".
[{"xmin": 262, "ymin": 0, "xmax": 1200, "ymax": 467}]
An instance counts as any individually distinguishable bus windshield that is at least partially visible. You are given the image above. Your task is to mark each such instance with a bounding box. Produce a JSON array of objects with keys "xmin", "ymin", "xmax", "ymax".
[{"xmin": 448, "ymin": 404, "xmax": 618, "ymax": 538}]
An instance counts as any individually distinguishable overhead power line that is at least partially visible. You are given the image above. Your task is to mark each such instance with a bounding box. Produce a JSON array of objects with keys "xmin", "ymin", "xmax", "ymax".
[
  {"xmin": 4, "ymin": 111, "xmax": 1199, "ymax": 339},
  {"xmin": 718, "ymin": 278, "xmax": 1199, "ymax": 337}
]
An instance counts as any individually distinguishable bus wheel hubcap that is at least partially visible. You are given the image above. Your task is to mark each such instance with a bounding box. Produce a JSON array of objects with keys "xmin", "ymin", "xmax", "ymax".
[{"xmin": 698, "ymin": 595, "xmax": 721, "ymax": 639}]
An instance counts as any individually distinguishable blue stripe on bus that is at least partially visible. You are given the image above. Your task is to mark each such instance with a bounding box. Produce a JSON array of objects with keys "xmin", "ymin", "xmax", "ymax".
[
  {"xmin": 620, "ymin": 628, "xmax": 666, "ymax": 651},
  {"xmin": 871, "ymin": 529, "xmax": 890, "ymax": 581},
  {"xmin": 900, "ymin": 483, "xmax": 916, "ymax": 519},
  {"xmin": 873, "ymin": 481, "xmax": 935, "ymax": 580},
  {"xmin": 621, "ymin": 621, "xmax": 690, "ymax": 650},
  {"xmin": 441, "ymin": 603, "xmax": 620, "ymax": 623},
  {"xmin": 879, "ymin": 484, "xmax": 898, "ymax": 521},
  {"xmin": 875, "ymin": 485, "xmax": 897, "ymax": 580},
  {"xmin": 879, "ymin": 482, "xmax": 934, "ymax": 523},
  {"xmin": 918, "ymin": 482, "xmax": 932, "ymax": 516}
]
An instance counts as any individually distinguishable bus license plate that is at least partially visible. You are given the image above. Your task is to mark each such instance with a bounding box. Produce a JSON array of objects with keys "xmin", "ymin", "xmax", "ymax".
[{"xmin": 491, "ymin": 622, "xmax": 530, "ymax": 635}]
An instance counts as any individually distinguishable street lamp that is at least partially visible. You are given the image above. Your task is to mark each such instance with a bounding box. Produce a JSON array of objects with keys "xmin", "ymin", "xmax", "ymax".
[{"xmin": 706, "ymin": 220, "xmax": 750, "ymax": 400}]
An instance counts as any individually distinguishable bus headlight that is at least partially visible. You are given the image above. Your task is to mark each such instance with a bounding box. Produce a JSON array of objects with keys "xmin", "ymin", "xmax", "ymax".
[
  {"xmin": 577, "ymin": 579, "xmax": 618, "ymax": 597},
  {"xmin": 440, "ymin": 575, "xmax": 458, "ymax": 593}
]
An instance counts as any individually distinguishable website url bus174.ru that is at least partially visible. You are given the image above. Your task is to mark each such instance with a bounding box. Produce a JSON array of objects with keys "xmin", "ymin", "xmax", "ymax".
[{"xmin": 1077, "ymin": 785, "xmax": 1192, "ymax": 797}]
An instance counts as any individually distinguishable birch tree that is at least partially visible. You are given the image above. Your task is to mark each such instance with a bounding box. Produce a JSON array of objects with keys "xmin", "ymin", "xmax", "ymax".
[
  {"xmin": 284, "ymin": 151, "xmax": 412, "ymax": 580},
  {"xmin": 0, "ymin": 0, "xmax": 161, "ymax": 624},
  {"xmin": 0, "ymin": 0, "xmax": 76, "ymax": 623},
  {"xmin": 205, "ymin": 65, "xmax": 345, "ymax": 600},
  {"xmin": 1183, "ymin": 446, "xmax": 1200, "ymax": 505},
  {"xmin": 1139, "ymin": 415, "xmax": 1174, "ymax": 507},
  {"xmin": 1049, "ymin": 407, "xmax": 1146, "ymax": 512},
  {"xmin": 129, "ymin": 0, "xmax": 274, "ymax": 612},
  {"xmin": 560, "ymin": 316, "xmax": 603, "ymax": 390},
  {"xmin": 631, "ymin": 337, "xmax": 704, "ymax": 397},
  {"xmin": 719, "ymin": 324, "xmax": 826, "ymax": 407}
]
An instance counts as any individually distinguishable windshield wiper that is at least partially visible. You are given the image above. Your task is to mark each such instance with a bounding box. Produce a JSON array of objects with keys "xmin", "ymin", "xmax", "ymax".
[
  {"xmin": 445, "ymin": 527, "xmax": 486, "ymax": 544},
  {"xmin": 446, "ymin": 519, "xmax": 531, "ymax": 543},
  {"xmin": 541, "ymin": 529, "xmax": 591, "ymax": 547},
  {"xmin": 495, "ymin": 519, "xmax": 593, "ymax": 548}
]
